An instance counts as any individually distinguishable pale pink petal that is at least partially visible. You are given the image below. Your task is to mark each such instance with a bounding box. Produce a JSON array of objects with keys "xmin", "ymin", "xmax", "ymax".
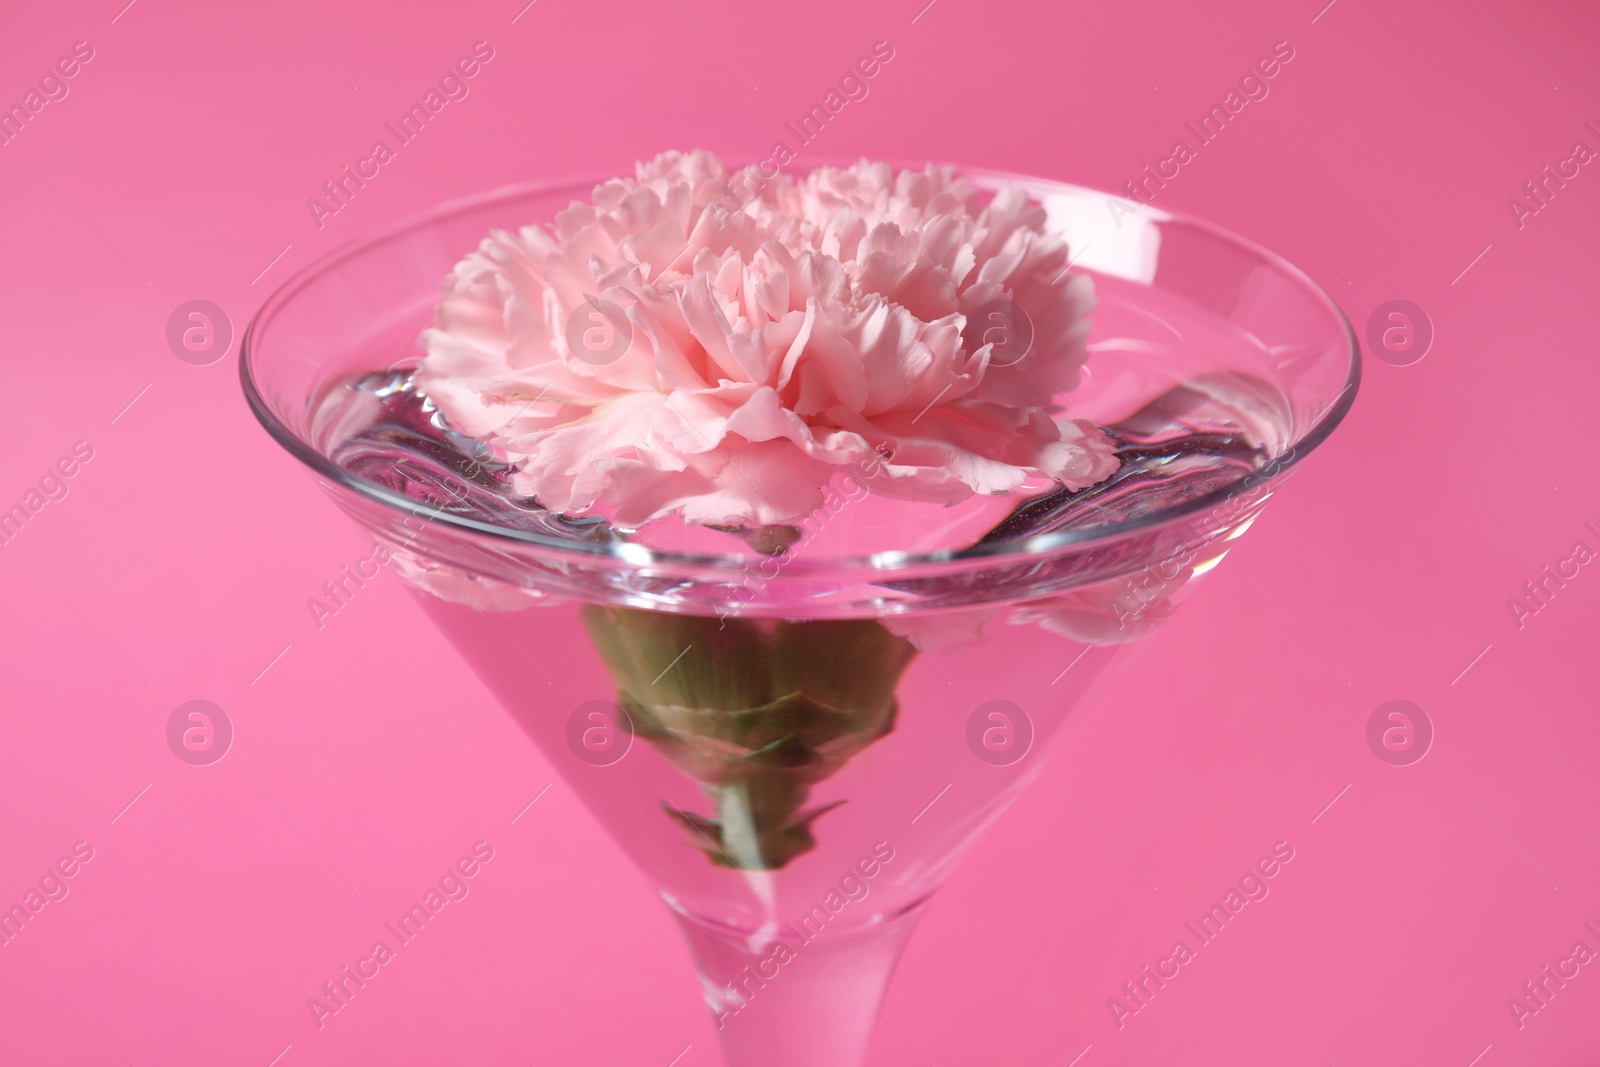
[{"xmin": 418, "ymin": 152, "xmax": 1117, "ymax": 529}]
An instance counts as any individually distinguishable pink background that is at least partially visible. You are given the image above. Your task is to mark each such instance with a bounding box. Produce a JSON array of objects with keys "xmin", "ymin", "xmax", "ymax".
[{"xmin": 2, "ymin": 0, "xmax": 1597, "ymax": 1063}]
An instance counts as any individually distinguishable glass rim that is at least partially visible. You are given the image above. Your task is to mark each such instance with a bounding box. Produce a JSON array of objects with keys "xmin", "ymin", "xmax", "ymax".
[{"xmin": 239, "ymin": 165, "xmax": 1361, "ymax": 574}]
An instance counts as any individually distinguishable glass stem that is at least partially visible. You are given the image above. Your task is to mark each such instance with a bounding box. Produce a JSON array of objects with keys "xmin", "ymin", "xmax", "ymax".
[{"xmin": 673, "ymin": 904, "xmax": 926, "ymax": 1067}]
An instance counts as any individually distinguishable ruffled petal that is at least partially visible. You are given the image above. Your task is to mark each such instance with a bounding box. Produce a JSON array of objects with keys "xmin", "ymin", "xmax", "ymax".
[{"xmin": 417, "ymin": 152, "xmax": 1115, "ymax": 528}]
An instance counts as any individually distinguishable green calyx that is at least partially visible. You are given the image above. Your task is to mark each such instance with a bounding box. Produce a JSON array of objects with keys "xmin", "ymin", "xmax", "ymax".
[{"xmin": 581, "ymin": 605, "xmax": 915, "ymax": 870}]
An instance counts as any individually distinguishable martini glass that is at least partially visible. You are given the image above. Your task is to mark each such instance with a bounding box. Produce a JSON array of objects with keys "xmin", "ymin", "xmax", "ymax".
[{"xmin": 241, "ymin": 169, "xmax": 1358, "ymax": 1066}]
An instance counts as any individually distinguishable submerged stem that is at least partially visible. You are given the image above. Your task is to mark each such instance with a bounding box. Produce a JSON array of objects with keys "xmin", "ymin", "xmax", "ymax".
[{"xmin": 581, "ymin": 605, "xmax": 915, "ymax": 870}]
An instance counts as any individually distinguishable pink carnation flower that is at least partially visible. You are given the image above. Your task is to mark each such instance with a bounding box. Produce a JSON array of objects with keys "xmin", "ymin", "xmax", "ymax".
[{"xmin": 416, "ymin": 150, "xmax": 1117, "ymax": 529}]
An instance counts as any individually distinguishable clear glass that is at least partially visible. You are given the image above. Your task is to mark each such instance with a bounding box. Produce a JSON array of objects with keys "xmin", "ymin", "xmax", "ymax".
[{"xmin": 242, "ymin": 170, "xmax": 1359, "ymax": 1067}]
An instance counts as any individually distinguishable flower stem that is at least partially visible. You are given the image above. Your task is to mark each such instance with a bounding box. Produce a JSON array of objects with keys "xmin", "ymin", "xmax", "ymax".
[{"xmin": 581, "ymin": 605, "xmax": 916, "ymax": 870}]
